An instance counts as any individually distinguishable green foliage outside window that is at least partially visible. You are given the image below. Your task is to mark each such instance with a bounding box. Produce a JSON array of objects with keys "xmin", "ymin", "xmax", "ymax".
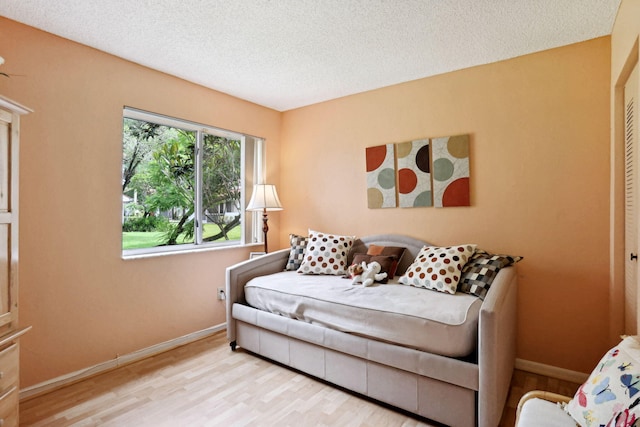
[{"xmin": 122, "ymin": 116, "xmax": 243, "ymax": 251}]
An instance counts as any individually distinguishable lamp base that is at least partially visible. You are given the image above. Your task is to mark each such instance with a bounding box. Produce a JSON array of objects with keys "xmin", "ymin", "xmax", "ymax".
[{"xmin": 262, "ymin": 209, "xmax": 269, "ymax": 253}]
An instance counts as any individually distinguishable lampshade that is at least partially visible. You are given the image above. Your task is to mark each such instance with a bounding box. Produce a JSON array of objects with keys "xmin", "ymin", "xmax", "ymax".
[{"xmin": 246, "ymin": 184, "xmax": 283, "ymax": 211}]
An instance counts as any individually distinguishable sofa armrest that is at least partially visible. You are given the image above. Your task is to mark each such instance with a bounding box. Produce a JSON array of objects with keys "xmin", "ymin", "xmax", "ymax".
[
  {"xmin": 225, "ymin": 248, "xmax": 289, "ymax": 343},
  {"xmin": 478, "ymin": 265, "xmax": 518, "ymax": 427}
]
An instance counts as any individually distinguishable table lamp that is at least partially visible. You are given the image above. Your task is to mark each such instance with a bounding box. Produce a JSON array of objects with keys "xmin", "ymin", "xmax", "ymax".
[{"xmin": 246, "ymin": 184, "xmax": 283, "ymax": 253}]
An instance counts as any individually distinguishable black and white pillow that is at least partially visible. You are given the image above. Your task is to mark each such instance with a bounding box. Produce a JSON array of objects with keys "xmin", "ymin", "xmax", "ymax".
[
  {"xmin": 457, "ymin": 250, "xmax": 522, "ymax": 299},
  {"xmin": 285, "ymin": 233, "xmax": 308, "ymax": 271}
]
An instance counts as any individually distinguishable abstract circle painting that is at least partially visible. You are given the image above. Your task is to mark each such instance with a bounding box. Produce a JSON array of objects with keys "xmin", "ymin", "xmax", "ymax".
[
  {"xmin": 366, "ymin": 144, "xmax": 396, "ymax": 208},
  {"xmin": 397, "ymin": 139, "xmax": 432, "ymax": 207}
]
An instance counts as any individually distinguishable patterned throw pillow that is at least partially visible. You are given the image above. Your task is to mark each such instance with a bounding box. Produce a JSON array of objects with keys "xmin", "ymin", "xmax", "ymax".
[
  {"xmin": 366, "ymin": 244, "xmax": 406, "ymax": 277},
  {"xmin": 565, "ymin": 336, "xmax": 640, "ymax": 427},
  {"xmin": 398, "ymin": 244, "xmax": 476, "ymax": 294},
  {"xmin": 351, "ymin": 253, "xmax": 398, "ymax": 283},
  {"xmin": 457, "ymin": 250, "xmax": 522, "ymax": 299},
  {"xmin": 297, "ymin": 230, "xmax": 355, "ymax": 275},
  {"xmin": 285, "ymin": 234, "xmax": 308, "ymax": 271},
  {"xmin": 607, "ymin": 405, "xmax": 640, "ymax": 427}
]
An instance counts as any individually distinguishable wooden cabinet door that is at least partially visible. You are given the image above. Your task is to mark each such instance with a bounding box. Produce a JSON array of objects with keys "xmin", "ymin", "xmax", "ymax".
[{"xmin": 0, "ymin": 110, "xmax": 13, "ymax": 332}]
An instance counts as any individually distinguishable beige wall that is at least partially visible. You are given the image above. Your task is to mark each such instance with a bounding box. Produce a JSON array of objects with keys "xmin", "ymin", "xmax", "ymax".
[
  {"xmin": 0, "ymin": 18, "xmax": 282, "ymax": 388},
  {"xmin": 280, "ymin": 37, "xmax": 611, "ymax": 373},
  {"xmin": 610, "ymin": 0, "xmax": 640, "ymax": 348}
]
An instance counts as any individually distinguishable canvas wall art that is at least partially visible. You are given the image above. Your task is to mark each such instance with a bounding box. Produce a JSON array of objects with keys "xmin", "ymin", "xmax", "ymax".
[
  {"xmin": 366, "ymin": 144, "xmax": 396, "ymax": 208},
  {"xmin": 432, "ymin": 134, "xmax": 470, "ymax": 207},
  {"xmin": 396, "ymin": 139, "xmax": 432, "ymax": 207},
  {"xmin": 365, "ymin": 134, "xmax": 470, "ymax": 209}
]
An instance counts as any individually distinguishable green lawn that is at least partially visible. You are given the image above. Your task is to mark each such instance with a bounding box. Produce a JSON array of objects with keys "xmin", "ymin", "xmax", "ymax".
[{"xmin": 122, "ymin": 223, "xmax": 241, "ymax": 250}]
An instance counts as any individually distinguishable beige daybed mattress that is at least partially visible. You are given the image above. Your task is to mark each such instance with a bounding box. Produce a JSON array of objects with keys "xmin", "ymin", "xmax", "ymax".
[{"xmin": 244, "ymin": 271, "xmax": 482, "ymax": 357}]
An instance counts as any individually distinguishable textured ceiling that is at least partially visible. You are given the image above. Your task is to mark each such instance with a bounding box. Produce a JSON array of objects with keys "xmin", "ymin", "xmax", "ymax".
[{"xmin": 0, "ymin": 0, "xmax": 621, "ymax": 111}]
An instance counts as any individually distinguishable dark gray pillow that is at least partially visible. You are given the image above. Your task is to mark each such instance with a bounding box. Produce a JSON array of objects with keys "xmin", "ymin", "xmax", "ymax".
[
  {"xmin": 285, "ymin": 233, "xmax": 308, "ymax": 271},
  {"xmin": 457, "ymin": 250, "xmax": 522, "ymax": 299}
]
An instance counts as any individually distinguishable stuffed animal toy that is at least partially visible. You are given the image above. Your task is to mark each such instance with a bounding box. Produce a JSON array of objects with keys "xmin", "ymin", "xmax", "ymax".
[
  {"xmin": 346, "ymin": 262, "xmax": 364, "ymax": 281},
  {"xmin": 351, "ymin": 261, "xmax": 387, "ymax": 287}
]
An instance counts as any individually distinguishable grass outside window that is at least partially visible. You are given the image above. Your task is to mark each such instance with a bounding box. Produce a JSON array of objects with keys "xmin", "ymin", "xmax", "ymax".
[{"xmin": 123, "ymin": 223, "xmax": 241, "ymax": 250}]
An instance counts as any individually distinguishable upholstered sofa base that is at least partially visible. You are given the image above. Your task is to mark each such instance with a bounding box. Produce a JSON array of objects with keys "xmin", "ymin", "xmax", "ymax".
[
  {"xmin": 233, "ymin": 303, "xmax": 477, "ymax": 427},
  {"xmin": 226, "ymin": 235, "xmax": 518, "ymax": 427}
]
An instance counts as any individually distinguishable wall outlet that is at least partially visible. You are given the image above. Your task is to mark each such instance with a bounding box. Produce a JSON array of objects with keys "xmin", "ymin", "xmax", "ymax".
[{"xmin": 217, "ymin": 288, "xmax": 226, "ymax": 301}]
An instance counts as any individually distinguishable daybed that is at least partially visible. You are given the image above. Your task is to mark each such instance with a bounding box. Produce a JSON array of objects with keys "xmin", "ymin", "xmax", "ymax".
[{"xmin": 225, "ymin": 234, "xmax": 518, "ymax": 427}]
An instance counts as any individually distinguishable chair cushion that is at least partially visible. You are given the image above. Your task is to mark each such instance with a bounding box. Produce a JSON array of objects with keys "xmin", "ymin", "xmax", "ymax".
[{"xmin": 518, "ymin": 398, "xmax": 576, "ymax": 427}]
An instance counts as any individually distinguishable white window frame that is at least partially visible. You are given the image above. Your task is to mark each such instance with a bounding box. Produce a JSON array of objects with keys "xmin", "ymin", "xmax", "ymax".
[{"xmin": 122, "ymin": 107, "xmax": 263, "ymax": 258}]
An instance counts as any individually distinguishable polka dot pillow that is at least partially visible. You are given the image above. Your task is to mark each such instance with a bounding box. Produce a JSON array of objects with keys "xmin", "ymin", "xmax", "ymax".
[
  {"xmin": 297, "ymin": 229, "xmax": 355, "ymax": 275},
  {"xmin": 398, "ymin": 244, "xmax": 476, "ymax": 294}
]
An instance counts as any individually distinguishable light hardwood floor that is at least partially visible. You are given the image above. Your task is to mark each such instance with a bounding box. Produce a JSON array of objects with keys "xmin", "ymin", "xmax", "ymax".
[{"xmin": 19, "ymin": 331, "xmax": 581, "ymax": 426}]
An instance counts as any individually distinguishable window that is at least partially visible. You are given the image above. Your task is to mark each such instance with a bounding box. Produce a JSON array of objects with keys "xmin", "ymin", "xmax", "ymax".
[{"xmin": 121, "ymin": 107, "xmax": 262, "ymax": 256}]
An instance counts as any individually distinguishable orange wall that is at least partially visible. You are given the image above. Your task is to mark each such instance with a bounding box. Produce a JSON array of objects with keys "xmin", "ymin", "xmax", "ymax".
[
  {"xmin": 0, "ymin": 18, "xmax": 282, "ymax": 388},
  {"xmin": 280, "ymin": 37, "xmax": 611, "ymax": 373},
  {"xmin": 0, "ymin": 15, "xmax": 613, "ymax": 386}
]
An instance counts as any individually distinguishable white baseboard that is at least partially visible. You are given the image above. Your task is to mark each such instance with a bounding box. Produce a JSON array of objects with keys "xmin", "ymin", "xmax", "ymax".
[
  {"xmin": 516, "ymin": 358, "xmax": 589, "ymax": 384},
  {"xmin": 20, "ymin": 323, "xmax": 226, "ymax": 401},
  {"xmin": 20, "ymin": 332, "xmax": 586, "ymax": 401}
]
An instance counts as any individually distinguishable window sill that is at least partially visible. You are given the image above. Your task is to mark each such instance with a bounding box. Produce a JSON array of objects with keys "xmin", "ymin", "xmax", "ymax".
[{"xmin": 122, "ymin": 242, "xmax": 264, "ymax": 260}]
